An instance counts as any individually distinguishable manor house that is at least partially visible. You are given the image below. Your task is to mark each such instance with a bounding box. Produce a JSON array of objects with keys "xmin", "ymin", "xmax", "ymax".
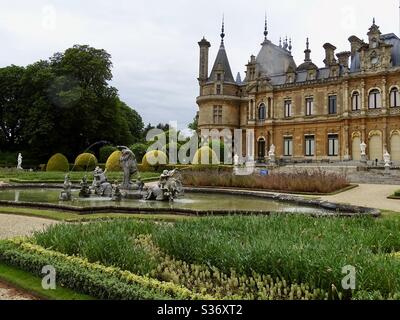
[{"xmin": 196, "ymin": 19, "xmax": 400, "ymax": 163}]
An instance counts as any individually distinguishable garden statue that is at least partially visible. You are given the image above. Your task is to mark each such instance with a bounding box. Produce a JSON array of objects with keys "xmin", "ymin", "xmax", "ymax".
[
  {"xmin": 117, "ymin": 146, "xmax": 142, "ymax": 190},
  {"xmin": 59, "ymin": 174, "xmax": 72, "ymax": 201},
  {"xmin": 384, "ymin": 150, "xmax": 391, "ymax": 175},
  {"xmin": 360, "ymin": 141, "xmax": 367, "ymax": 163},
  {"xmin": 17, "ymin": 153, "xmax": 23, "ymax": 170},
  {"xmin": 233, "ymin": 154, "xmax": 240, "ymax": 166},
  {"xmin": 79, "ymin": 175, "xmax": 91, "ymax": 198},
  {"xmin": 268, "ymin": 144, "xmax": 276, "ymax": 166},
  {"xmin": 92, "ymin": 167, "xmax": 113, "ymax": 197},
  {"xmin": 144, "ymin": 169, "xmax": 184, "ymax": 201},
  {"xmin": 112, "ymin": 181, "xmax": 123, "ymax": 201}
]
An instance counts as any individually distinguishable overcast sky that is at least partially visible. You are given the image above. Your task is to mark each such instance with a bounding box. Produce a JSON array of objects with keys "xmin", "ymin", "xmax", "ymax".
[{"xmin": 1, "ymin": 0, "xmax": 400, "ymax": 129}]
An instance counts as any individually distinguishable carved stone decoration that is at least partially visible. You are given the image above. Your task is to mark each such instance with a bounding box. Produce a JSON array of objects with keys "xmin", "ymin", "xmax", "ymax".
[
  {"xmin": 143, "ymin": 169, "xmax": 184, "ymax": 202},
  {"xmin": 117, "ymin": 146, "xmax": 142, "ymax": 191},
  {"xmin": 59, "ymin": 174, "xmax": 72, "ymax": 201}
]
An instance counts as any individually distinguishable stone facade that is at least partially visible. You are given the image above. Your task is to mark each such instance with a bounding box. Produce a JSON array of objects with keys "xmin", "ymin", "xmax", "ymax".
[{"xmin": 196, "ymin": 20, "xmax": 400, "ymax": 163}]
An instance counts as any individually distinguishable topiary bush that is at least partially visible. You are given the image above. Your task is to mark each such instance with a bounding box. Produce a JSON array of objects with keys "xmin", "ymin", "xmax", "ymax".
[
  {"xmin": 46, "ymin": 153, "xmax": 69, "ymax": 172},
  {"xmin": 99, "ymin": 146, "xmax": 117, "ymax": 163},
  {"xmin": 192, "ymin": 146, "xmax": 219, "ymax": 165},
  {"xmin": 130, "ymin": 143, "xmax": 148, "ymax": 161},
  {"xmin": 105, "ymin": 151, "xmax": 122, "ymax": 172},
  {"xmin": 74, "ymin": 153, "xmax": 98, "ymax": 171},
  {"xmin": 142, "ymin": 150, "xmax": 168, "ymax": 172}
]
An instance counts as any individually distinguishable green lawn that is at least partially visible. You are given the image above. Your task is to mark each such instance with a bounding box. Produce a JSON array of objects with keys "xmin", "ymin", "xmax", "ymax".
[{"xmin": 0, "ymin": 262, "xmax": 94, "ymax": 300}]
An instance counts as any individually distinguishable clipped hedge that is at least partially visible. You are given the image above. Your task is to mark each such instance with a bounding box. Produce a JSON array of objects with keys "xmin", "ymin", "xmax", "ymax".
[
  {"xmin": 105, "ymin": 151, "xmax": 122, "ymax": 172},
  {"xmin": 0, "ymin": 240, "xmax": 212, "ymax": 300},
  {"xmin": 74, "ymin": 153, "xmax": 98, "ymax": 171},
  {"xmin": 142, "ymin": 150, "xmax": 168, "ymax": 171},
  {"xmin": 99, "ymin": 146, "xmax": 117, "ymax": 163},
  {"xmin": 46, "ymin": 153, "xmax": 69, "ymax": 172},
  {"xmin": 192, "ymin": 146, "xmax": 219, "ymax": 165}
]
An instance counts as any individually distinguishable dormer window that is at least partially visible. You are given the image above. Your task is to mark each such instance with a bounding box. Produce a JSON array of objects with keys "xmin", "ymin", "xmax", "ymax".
[
  {"xmin": 371, "ymin": 39, "xmax": 378, "ymax": 48},
  {"xmin": 217, "ymin": 73, "xmax": 222, "ymax": 81}
]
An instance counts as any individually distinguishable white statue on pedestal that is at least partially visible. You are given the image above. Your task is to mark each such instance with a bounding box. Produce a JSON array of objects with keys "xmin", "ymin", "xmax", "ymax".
[
  {"xmin": 233, "ymin": 154, "xmax": 240, "ymax": 166},
  {"xmin": 268, "ymin": 144, "xmax": 275, "ymax": 157},
  {"xmin": 384, "ymin": 150, "xmax": 391, "ymax": 166},
  {"xmin": 360, "ymin": 142, "xmax": 367, "ymax": 156},
  {"xmin": 17, "ymin": 153, "xmax": 23, "ymax": 170}
]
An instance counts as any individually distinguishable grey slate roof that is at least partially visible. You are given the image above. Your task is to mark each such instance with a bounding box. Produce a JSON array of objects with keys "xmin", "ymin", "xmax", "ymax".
[
  {"xmin": 208, "ymin": 43, "xmax": 235, "ymax": 83},
  {"xmin": 256, "ymin": 40, "xmax": 297, "ymax": 77}
]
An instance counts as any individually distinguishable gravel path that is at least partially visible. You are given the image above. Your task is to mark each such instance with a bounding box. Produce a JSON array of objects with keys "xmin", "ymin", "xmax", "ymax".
[
  {"xmin": 0, "ymin": 214, "xmax": 57, "ymax": 240},
  {"xmin": 320, "ymin": 184, "xmax": 400, "ymax": 212},
  {"xmin": 0, "ymin": 281, "xmax": 38, "ymax": 300}
]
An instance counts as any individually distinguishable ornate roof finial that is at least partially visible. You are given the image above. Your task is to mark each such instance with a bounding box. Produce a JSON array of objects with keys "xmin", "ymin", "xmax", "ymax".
[
  {"xmin": 304, "ymin": 37, "xmax": 311, "ymax": 62},
  {"xmin": 279, "ymin": 37, "xmax": 282, "ymax": 48},
  {"xmin": 289, "ymin": 38, "xmax": 292, "ymax": 52},
  {"xmin": 263, "ymin": 13, "xmax": 268, "ymax": 41},
  {"xmin": 220, "ymin": 15, "xmax": 225, "ymax": 44},
  {"xmin": 373, "ymin": 17, "xmax": 376, "ymax": 25}
]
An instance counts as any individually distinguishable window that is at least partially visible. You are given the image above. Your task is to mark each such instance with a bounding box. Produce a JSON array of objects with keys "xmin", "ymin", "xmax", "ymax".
[
  {"xmin": 306, "ymin": 98, "xmax": 313, "ymax": 116},
  {"xmin": 258, "ymin": 104, "xmax": 266, "ymax": 121},
  {"xmin": 328, "ymin": 134, "xmax": 339, "ymax": 156},
  {"xmin": 328, "ymin": 95, "xmax": 337, "ymax": 114},
  {"xmin": 217, "ymin": 74, "xmax": 221, "ymax": 81},
  {"xmin": 368, "ymin": 89, "xmax": 381, "ymax": 109},
  {"xmin": 284, "ymin": 137, "xmax": 293, "ymax": 156},
  {"xmin": 216, "ymin": 85, "xmax": 222, "ymax": 95},
  {"xmin": 352, "ymin": 92, "xmax": 360, "ymax": 111},
  {"xmin": 390, "ymin": 88, "xmax": 400, "ymax": 107},
  {"xmin": 284, "ymin": 100, "xmax": 292, "ymax": 118},
  {"xmin": 213, "ymin": 105, "xmax": 222, "ymax": 124},
  {"xmin": 305, "ymin": 135, "xmax": 315, "ymax": 156}
]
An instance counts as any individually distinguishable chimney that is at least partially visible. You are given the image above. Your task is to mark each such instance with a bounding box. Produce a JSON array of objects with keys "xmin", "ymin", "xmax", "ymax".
[
  {"xmin": 336, "ymin": 51, "xmax": 351, "ymax": 69},
  {"xmin": 323, "ymin": 43, "xmax": 337, "ymax": 67},
  {"xmin": 198, "ymin": 37, "xmax": 211, "ymax": 82},
  {"xmin": 348, "ymin": 36, "xmax": 364, "ymax": 58}
]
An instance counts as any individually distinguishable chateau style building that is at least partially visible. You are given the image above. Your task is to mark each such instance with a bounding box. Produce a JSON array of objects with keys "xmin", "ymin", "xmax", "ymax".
[{"xmin": 196, "ymin": 19, "xmax": 400, "ymax": 163}]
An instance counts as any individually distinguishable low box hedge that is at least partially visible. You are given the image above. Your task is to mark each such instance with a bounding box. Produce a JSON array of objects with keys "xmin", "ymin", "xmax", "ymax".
[{"xmin": 0, "ymin": 240, "xmax": 212, "ymax": 300}]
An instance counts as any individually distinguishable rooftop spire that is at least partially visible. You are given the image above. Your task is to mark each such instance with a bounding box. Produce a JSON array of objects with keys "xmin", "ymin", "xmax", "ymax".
[
  {"xmin": 263, "ymin": 13, "xmax": 268, "ymax": 41},
  {"xmin": 220, "ymin": 15, "xmax": 225, "ymax": 44},
  {"xmin": 304, "ymin": 37, "xmax": 311, "ymax": 62}
]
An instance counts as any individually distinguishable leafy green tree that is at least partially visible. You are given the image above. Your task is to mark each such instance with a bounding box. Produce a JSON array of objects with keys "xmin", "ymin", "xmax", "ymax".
[{"xmin": 0, "ymin": 65, "xmax": 26, "ymax": 149}]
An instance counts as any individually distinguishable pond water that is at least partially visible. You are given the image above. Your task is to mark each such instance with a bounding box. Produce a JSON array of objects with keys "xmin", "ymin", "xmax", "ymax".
[{"xmin": 0, "ymin": 188, "xmax": 334, "ymax": 214}]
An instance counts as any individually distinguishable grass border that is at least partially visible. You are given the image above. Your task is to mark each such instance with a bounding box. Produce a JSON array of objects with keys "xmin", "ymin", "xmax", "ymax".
[{"xmin": 0, "ymin": 262, "xmax": 94, "ymax": 300}]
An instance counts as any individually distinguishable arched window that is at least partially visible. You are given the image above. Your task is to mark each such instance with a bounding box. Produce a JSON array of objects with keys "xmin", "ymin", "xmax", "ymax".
[
  {"xmin": 258, "ymin": 104, "xmax": 266, "ymax": 121},
  {"xmin": 390, "ymin": 87, "xmax": 400, "ymax": 107},
  {"xmin": 369, "ymin": 89, "xmax": 381, "ymax": 109},
  {"xmin": 351, "ymin": 91, "xmax": 360, "ymax": 111}
]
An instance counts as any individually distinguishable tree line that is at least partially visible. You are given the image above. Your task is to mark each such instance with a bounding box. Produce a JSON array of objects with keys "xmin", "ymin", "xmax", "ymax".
[{"xmin": 0, "ymin": 45, "xmax": 144, "ymax": 164}]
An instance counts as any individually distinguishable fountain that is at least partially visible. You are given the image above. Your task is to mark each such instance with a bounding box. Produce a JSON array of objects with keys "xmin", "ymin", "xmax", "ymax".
[{"xmin": 65, "ymin": 146, "xmax": 183, "ymax": 202}]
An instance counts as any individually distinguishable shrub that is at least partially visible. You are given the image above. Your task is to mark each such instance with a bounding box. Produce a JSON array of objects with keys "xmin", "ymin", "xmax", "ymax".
[
  {"xmin": 0, "ymin": 240, "xmax": 207, "ymax": 300},
  {"xmin": 394, "ymin": 190, "xmax": 400, "ymax": 197},
  {"xmin": 142, "ymin": 150, "xmax": 168, "ymax": 171},
  {"xmin": 130, "ymin": 143, "xmax": 148, "ymax": 161},
  {"xmin": 46, "ymin": 153, "xmax": 69, "ymax": 172},
  {"xmin": 99, "ymin": 146, "xmax": 117, "ymax": 163},
  {"xmin": 105, "ymin": 151, "xmax": 122, "ymax": 172},
  {"xmin": 74, "ymin": 153, "xmax": 98, "ymax": 171},
  {"xmin": 182, "ymin": 169, "xmax": 349, "ymax": 194},
  {"xmin": 192, "ymin": 146, "xmax": 219, "ymax": 165}
]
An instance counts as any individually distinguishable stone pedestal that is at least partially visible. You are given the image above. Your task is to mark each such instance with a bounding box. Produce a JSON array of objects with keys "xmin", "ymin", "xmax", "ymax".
[
  {"xmin": 269, "ymin": 155, "xmax": 276, "ymax": 166},
  {"xmin": 360, "ymin": 154, "xmax": 367, "ymax": 164},
  {"xmin": 384, "ymin": 163, "xmax": 391, "ymax": 175}
]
